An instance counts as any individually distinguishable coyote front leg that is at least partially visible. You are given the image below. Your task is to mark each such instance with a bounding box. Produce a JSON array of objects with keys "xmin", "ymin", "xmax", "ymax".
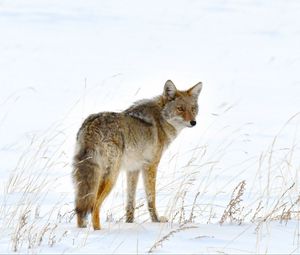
[
  {"xmin": 126, "ymin": 171, "xmax": 140, "ymax": 222},
  {"xmin": 143, "ymin": 164, "xmax": 167, "ymax": 222}
]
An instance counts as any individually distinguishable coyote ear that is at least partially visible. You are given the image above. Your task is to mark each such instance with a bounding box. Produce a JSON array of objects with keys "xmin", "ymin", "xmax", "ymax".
[
  {"xmin": 163, "ymin": 80, "xmax": 177, "ymax": 100},
  {"xmin": 188, "ymin": 82, "xmax": 202, "ymax": 98}
]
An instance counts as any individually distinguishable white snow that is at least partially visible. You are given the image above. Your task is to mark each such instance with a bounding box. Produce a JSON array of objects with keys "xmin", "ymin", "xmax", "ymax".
[{"xmin": 0, "ymin": 0, "xmax": 300, "ymax": 253}]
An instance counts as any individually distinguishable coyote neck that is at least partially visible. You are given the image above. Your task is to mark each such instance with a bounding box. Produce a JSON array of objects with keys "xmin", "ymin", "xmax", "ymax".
[{"xmin": 123, "ymin": 95, "xmax": 179, "ymax": 145}]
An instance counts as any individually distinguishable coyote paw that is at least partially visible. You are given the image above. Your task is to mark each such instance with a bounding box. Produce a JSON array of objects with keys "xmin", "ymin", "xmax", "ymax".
[
  {"xmin": 77, "ymin": 217, "xmax": 87, "ymax": 228},
  {"xmin": 126, "ymin": 217, "xmax": 134, "ymax": 223},
  {"xmin": 93, "ymin": 225, "xmax": 101, "ymax": 230},
  {"xmin": 158, "ymin": 216, "xmax": 168, "ymax": 223}
]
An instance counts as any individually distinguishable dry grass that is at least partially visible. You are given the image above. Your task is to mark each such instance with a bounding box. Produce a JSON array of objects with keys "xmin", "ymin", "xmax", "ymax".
[
  {"xmin": 0, "ymin": 101, "xmax": 299, "ymax": 253},
  {"xmin": 0, "ymin": 126, "xmax": 73, "ymax": 253},
  {"xmin": 143, "ymin": 111, "xmax": 299, "ymax": 253},
  {"xmin": 219, "ymin": 180, "xmax": 246, "ymax": 225},
  {"xmin": 148, "ymin": 223, "xmax": 198, "ymax": 253}
]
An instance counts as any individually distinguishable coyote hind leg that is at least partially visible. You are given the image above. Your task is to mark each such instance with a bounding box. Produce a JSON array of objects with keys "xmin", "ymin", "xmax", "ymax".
[{"xmin": 92, "ymin": 164, "xmax": 121, "ymax": 230}]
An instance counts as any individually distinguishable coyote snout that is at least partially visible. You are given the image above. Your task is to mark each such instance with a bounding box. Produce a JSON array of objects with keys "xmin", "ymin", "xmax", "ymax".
[
  {"xmin": 72, "ymin": 80, "xmax": 203, "ymax": 230},
  {"xmin": 190, "ymin": 120, "xmax": 197, "ymax": 127}
]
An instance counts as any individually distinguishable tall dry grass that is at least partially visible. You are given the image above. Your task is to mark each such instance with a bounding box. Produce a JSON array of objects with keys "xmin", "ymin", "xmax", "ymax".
[
  {"xmin": 0, "ymin": 125, "xmax": 74, "ymax": 252},
  {"xmin": 0, "ymin": 89, "xmax": 299, "ymax": 253}
]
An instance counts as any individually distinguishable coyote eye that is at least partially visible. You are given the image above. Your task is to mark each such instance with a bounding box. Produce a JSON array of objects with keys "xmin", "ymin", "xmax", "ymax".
[{"xmin": 177, "ymin": 106, "xmax": 184, "ymax": 112}]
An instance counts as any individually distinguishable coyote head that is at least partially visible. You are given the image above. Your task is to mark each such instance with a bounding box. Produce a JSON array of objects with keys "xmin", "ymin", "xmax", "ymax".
[{"xmin": 162, "ymin": 80, "xmax": 202, "ymax": 131}]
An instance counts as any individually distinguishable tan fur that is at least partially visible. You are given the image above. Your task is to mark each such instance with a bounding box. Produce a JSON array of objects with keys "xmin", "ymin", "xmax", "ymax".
[{"xmin": 72, "ymin": 80, "xmax": 202, "ymax": 230}]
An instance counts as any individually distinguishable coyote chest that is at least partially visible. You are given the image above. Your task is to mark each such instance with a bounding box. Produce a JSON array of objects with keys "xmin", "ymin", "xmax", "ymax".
[{"xmin": 121, "ymin": 144, "xmax": 156, "ymax": 172}]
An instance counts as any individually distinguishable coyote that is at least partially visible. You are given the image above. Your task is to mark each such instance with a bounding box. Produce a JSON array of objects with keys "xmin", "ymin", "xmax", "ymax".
[{"xmin": 72, "ymin": 80, "xmax": 202, "ymax": 230}]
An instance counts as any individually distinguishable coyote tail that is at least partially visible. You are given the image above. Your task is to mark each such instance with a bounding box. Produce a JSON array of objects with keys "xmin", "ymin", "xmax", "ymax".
[{"xmin": 72, "ymin": 148, "xmax": 100, "ymax": 227}]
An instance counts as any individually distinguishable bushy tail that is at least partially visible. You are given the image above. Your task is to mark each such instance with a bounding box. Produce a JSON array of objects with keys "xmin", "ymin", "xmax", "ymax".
[{"xmin": 72, "ymin": 148, "xmax": 100, "ymax": 228}]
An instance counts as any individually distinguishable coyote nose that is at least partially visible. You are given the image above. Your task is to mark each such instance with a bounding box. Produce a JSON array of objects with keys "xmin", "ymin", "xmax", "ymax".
[{"xmin": 190, "ymin": 120, "xmax": 196, "ymax": 126}]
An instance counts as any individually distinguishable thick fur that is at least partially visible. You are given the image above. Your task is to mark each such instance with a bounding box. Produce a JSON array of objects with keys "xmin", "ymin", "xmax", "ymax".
[{"xmin": 72, "ymin": 80, "xmax": 202, "ymax": 230}]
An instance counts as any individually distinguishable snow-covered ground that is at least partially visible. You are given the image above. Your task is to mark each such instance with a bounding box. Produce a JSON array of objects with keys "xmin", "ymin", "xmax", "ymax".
[{"xmin": 0, "ymin": 0, "xmax": 300, "ymax": 253}]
